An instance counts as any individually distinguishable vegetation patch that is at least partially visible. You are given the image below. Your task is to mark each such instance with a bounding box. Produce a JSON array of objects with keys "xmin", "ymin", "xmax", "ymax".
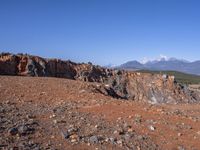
[{"xmin": 138, "ymin": 70, "xmax": 200, "ymax": 85}]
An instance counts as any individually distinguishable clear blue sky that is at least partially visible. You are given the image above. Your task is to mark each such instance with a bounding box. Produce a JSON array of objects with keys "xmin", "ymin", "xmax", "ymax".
[{"xmin": 0, "ymin": 0, "xmax": 200, "ymax": 65}]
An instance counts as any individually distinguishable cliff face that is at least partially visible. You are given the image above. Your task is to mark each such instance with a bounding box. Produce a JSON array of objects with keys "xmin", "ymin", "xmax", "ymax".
[
  {"xmin": 0, "ymin": 54, "xmax": 18, "ymax": 75},
  {"xmin": 0, "ymin": 53, "xmax": 199, "ymax": 103}
]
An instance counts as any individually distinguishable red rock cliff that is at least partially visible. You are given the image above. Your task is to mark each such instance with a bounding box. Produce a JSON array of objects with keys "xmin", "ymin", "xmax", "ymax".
[{"xmin": 0, "ymin": 53, "xmax": 199, "ymax": 104}]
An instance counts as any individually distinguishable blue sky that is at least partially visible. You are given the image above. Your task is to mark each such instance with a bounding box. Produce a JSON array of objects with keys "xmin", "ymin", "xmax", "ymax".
[{"xmin": 0, "ymin": 0, "xmax": 200, "ymax": 65}]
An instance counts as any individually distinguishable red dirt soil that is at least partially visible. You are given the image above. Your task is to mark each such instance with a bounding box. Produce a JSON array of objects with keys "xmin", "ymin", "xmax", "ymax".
[{"xmin": 0, "ymin": 76, "xmax": 200, "ymax": 150}]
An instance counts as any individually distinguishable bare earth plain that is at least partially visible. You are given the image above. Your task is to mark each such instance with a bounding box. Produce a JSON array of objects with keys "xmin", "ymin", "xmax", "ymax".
[{"xmin": 1, "ymin": 76, "xmax": 200, "ymax": 150}]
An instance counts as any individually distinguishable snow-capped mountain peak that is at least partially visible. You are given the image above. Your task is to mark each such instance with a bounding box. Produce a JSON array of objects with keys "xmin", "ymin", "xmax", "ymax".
[
  {"xmin": 141, "ymin": 55, "xmax": 189, "ymax": 65},
  {"xmin": 141, "ymin": 55, "xmax": 169, "ymax": 64},
  {"xmin": 118, "ymin": 56, "xmax": 200, "ymax": 75}
]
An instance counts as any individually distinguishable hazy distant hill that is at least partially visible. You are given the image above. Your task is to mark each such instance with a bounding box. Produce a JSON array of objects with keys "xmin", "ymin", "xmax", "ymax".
[
  {"xmin": 118, "ymin": 58, "xmax": 200, "ymax": 75},
  {"xmin": 119, "ymin": 60, "xmax": 145, "ymax": 70}
]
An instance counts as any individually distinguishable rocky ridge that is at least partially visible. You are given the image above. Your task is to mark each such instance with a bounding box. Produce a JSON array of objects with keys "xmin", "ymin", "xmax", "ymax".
[{"xmin": 0, "ymin": 53, "xmax": 199, "ymax": 104}]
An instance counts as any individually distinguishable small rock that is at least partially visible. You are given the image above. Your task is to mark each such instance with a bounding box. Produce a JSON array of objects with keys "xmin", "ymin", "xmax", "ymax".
[
  {"xmin": 128, "ymin": 115, "xmax": 132, "ymax": 119},
  {"xmin": 67, "ymin": 127, "xmax": 78, "ymax": 134},
  {"xmin": 18, "ymin": 125, "xmax": 29, "ymax": 135},
  {"xmin": 109, "ymin": 137, "xmax": 116, "ymax": 144},
  {"xmin": 149, "ymin": 125, "xmax": 156, "ymax": 131},
  {"xmin": 134, "ymin": 114, "xmax": 142, "ymax": 124},
  {"xmin": 39, "ymin": 92, "xmax": 46, "ymax": 95},
  {"xmin": 178, "ymin": 146, "xmax": 185, "ymax": 150},
  {"xmin": 53, "ymin": 120, "xmax": 57, "ymax": 124},
  {"xmin": 87, "ymin": 143, "xmax": 91, "ymax": 146},
  {"xmin": 178, "ymin": 133, "xmax": 182, "ymax": 137},
  {"xmin": 124, "ymin": 133, "xmax": 131, "ymax": 140},
  {"xmin": 118, "ymin": 129, "xmax": 125, "ymax": 135},
  {"xmin": 127, "ymin": 128, "xmax": 134, "ymax": 132},
  {"xmin": 137, "ymin": 135, "xmax": 144, "ymax": 140},
  {"xmin": 70, "ymin": 134, "xmax": 79, "ymax": 140},
  {"xmin": 26, "ymin": 114, "xmax": 36, "ymax": 119},
  {"xmin": 8, "ymin": 127, "xmax": 18, "ymax": 135},
  {"xmin": 50, "ymin": 114, "xmax": 56, "ymax": 118},
  {"xmin": 105, "ymin": 137, "xmax": 109, "ymax": 142},
  {"xmin": 113, "ymin": 130, "xmax": 118, "ymax": 134},
  {"xmin": 61, "ymin": 131, "xmax": 70, "ymax": 139},
  {"xmin": 117, "ymin": 140, "xmax": 123, "ymax": 146},
  {"xmin": 123, "ymin": 122, "xmax": 130, "ymax": 128},
  {"xmin": 51, "ymin": 135, "xmax": 55, "ymax": 139},
  {"xmin": 79, "ymin": 90, "xmax": 86, "ymax": 93},
  {"xmin": 117, "ymin": 117, "xmax": 122, "ymax": 120},
  {"xmin": 89, "ymin": 135, "xmax": 99, "ymax": 144}
]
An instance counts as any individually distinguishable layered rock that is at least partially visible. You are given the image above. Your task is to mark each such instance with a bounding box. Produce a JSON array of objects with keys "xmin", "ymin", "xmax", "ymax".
[{"xmin": 0, "ymin": 53, "xmax": 199, "ymax": 103}]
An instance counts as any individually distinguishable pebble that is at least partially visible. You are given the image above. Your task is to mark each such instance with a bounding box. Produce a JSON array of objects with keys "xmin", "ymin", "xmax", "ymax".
[
  {"xmin": 178, "ymin": 133, "xmax": 182, "ymax": 137},
  {"xmin": 117, "ymin": 117, "xmax": 122, "ymax": 120},
  {"xmin": 89, "ymin": 135, "xmax": 99, "ymax": 144},
  {"xmin": 71, "ymin": 138, "xmax": 78, "ymax": 143},
  {"xmin": 61, "ymin": 131, "xmax": 70, "ymax": 139},
  {"xmin": 149, "ymin": 125, "xmax": 156, "ymax": 131},
  {"xmin": 51, "ymin": 135, "xmax": 55, "ymax": 139},
  {"xmin": 8, "ymin": 127, "xmax": 18, "ymax": 135},
  {"xmin": 70, "ymin": 134, "xmax": 79, "ymax": 140},
  {"xmin": 134, "ymin": 114, "xmax": 142, "ymax": 124},
  {"xmin": 128, "ymin": 115, "xmax": 132, "ymax": 119},
  {"xmin": 109, "ymin": 137, "xmax": 116, "ymax": 144},
  {"xmin": 26, "ymin": 114, "xmax": 36, "ymax": 119},
  {"xmin": 53, "ymin": 120, "xmax": 58, "ymax": 124},
  {"xmin": 50, "ymin": 114, "xmax": 56, "ymax": 118},
  {"xmin": 128, "ymin": 128, "xmax": 134, "ymax": 132},
  {"xmin": 124, "ymin": 133, "xmax": 131, "ymax": 140},
  {"xmin": 18, "ymin": 125, "xmax": 29, "ymax": 135},
  {"xmin": 117, "ymin": 140, "xmax": 123, "ymax": 146},
  {"xmin": 178, "ymin": 146, "xmax": 185, "ymax": 150},
  {"xmin": 113, "ymin": 130, "xmax": 118, "ymax": 134}
]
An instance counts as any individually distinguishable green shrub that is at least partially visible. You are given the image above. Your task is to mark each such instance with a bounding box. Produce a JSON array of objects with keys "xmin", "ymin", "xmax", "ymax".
[{"xmin": 138, "ymin": 70, "xmax": 200, "ymax": 85}]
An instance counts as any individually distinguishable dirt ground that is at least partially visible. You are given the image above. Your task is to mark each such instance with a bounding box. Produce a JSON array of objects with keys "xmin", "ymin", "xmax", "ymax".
[{"xmin": 0, "ymin": 76, "xmax": 200, "ymax": 150}]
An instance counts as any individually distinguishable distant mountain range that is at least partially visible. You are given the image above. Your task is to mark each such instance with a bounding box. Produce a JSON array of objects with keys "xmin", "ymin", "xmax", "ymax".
[{"xmin": 116, "ymin": 57, "xmax": 200, "ymax": 75}]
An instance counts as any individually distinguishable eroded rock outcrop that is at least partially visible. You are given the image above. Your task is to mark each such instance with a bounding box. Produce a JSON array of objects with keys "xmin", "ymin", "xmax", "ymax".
[{"xmin": 0, "ymin": 53, "xmax": 199, "ymax": 104}]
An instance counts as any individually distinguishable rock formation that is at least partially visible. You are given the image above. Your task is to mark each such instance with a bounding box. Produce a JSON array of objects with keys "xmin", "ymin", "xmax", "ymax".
[{"xmin": 0, "ymin": 53, "xmax": 199, "ymax": 103}]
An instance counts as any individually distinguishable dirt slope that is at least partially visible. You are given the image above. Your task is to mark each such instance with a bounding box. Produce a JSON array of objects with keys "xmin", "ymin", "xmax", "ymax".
[{"xmin": 1, "ymin": 76, "xmax": 200, "ymax": 150}]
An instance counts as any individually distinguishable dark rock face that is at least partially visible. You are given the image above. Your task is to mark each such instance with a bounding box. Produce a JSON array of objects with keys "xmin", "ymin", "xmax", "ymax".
[
  {"xmin": 0, "ymin": 54, "xmax": 18, "ymax": 75},
  {"xmin": 0, "ymin": 53, "xmax": 199, "ymax": 104},
  {"xmin": 100, "ymin": 72, "xmax": 199, "ymax": 103},
  {"xmin": 46, "ymin": 59, "xmax": 76, "ymax": 79}
]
